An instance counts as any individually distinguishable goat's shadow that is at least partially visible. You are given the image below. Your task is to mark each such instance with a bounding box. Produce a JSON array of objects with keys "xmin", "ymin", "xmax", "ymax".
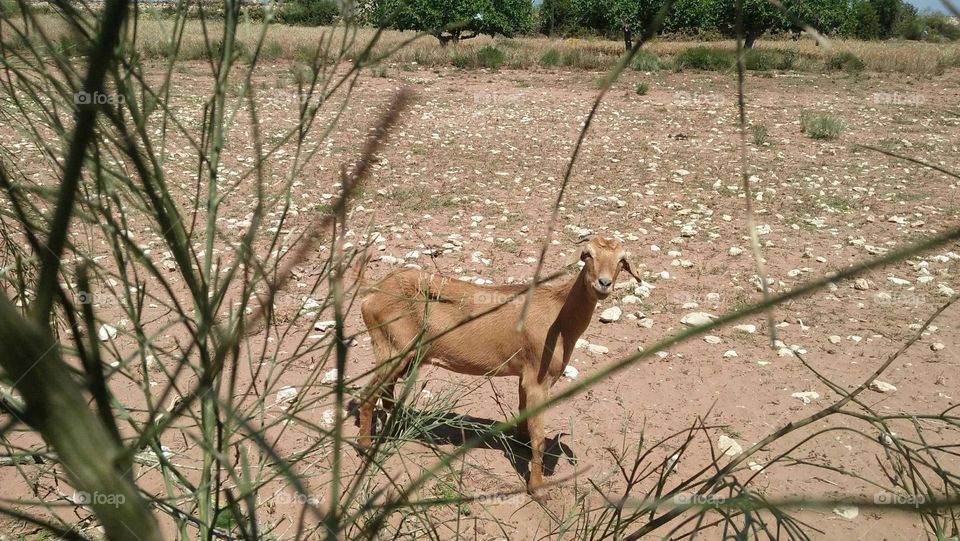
[{"xmin": 351, "ymin": 401, "xmax": 577, "ymax": 481}]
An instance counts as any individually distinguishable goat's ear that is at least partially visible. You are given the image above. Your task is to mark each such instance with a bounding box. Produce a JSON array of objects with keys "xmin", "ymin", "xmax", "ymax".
[
  {"xmin": 620, "ymin": 257, "xmax": 642, "ymax": 282},
  {"xmin": 563, "ymin": 248, "xmax": 584, "ymax": 267}
]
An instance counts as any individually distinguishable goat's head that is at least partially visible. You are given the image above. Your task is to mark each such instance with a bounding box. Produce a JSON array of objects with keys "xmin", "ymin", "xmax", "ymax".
[{"xmin": 578, "ymin": 237, "xmax": 642, "ymax": 299}]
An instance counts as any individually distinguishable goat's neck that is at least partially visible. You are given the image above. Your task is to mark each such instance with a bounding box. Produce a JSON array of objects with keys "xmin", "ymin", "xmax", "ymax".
[{"xmin": 555, "ymin": 270, "xmax": 598, "ymax": 346}]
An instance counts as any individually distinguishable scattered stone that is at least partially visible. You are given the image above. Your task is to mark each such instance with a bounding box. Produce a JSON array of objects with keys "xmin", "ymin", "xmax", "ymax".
[
  {"xmin": 275, "ymin": 386, "xmax": 298, "ymax": 409},
  {"xmin": 600, "ymin": 307, "xmax": 622, "ymax": 323},
  {"xmin": 704, "ymin": 335, "xmax": 722, "ymax": 344},
  {"xmin": 638, "ymin": 318, "xmax": 655, "ymax": 329},
  {"xmin": 321, "ymin": 368, "xmax": 339, "ymax": 384},
  {"xmin": 869, "ymin": 380, "xmax": 897, "ymax": 393},
  {"xmin": 791, "ymin": 391, "xmax": 820, "ymax": 404},
  {"xmin": 563, "ymin": 365, "xmax": 580, "ymax": 379},
  {"xmin": 887, "ymin": 277, "xmax": 911, "ymax": 287},
  {"xmin": 98, "ymin": 324, "xmax": 117, "ymax": 342},
  {"xmin": 145, "ymin": 355, "xmax": 163, "ymax": 372},
  {"xmin": 729, "ymin": 246, "xmax": 744, "ymax": 256},
  {"xmin": 314, "ymin": 320, "xmax": 336, "ymax": 332},
  {"xmin": 681, "ymin": 312, "xmax": 716, "ymax": 326},
  {"xmin": 853, "ymin": 278, "xmax": 870, "ymax": 291},
  {"xmin": 587, "ymin": 344, "xmax": 609, "ymax": 355},
  {"xmin": 931, "ymin": 342, "xmax": 945, "ymax": 352},
  {"xmin": 828, "ymin": 335, "xmax": 842, "ymax": 345},
  {"xmin": 622, "ymin": 295, "xmax": 641, "ymax": 305},
  {"xmin": 723, "ymin": 350, "xmax": 738, "ymax": 358},
  {"xmin": 833, "ymin": 505, "xmax": 859, "ymax": 520},
  {"xmin": 939, "ymin": 284, "xmax": 956, "ymax": 297},
  {"xmin": 733, "ymin": 324, "xmax": 757, "ymax": 334},
  {"xmin": 717, "ymin": 435, "xmax": 743, "ymax": 456}
]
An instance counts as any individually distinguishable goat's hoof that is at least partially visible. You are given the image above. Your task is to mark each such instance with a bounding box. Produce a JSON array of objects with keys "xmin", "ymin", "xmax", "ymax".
[
  {"xmin": 529, "ymin": 490, "xmax": 551, "ymax": 503},
  {"xmin": 356, "ymin": 440, "xmax": 374, "ymax": 458}
]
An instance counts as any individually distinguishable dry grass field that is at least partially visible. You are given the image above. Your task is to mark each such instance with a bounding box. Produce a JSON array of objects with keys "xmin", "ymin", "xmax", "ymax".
[{"xmin": 1, "ymin": 10, "xmax": 960, "ymax": 541}]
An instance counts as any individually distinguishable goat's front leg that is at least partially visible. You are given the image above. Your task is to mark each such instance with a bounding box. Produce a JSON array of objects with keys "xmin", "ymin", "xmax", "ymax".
[
  {"xmin": 523, "ymin": 382, "xmax": 549, "ymax": 501},
  {"xmin": 517, "ymin": 379, "xmax": 529, "ymax": 441}
]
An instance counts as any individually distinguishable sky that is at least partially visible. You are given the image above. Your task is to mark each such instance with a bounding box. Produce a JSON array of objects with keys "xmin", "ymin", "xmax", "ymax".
[{"xmin": 906, "ymin": 0, "xmax": 953, "ymax": 12}]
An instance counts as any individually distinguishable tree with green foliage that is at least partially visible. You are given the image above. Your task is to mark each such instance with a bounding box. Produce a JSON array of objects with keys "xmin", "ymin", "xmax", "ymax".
[
  {"xmin": 567, "ymin": 0, "xmax": 664, "ymax": 38},
  {"xmin": 785, "ymin": 0, "xmax": 850, "ymax": 35},
  {"xmin": 662, "ymin": 0, "xmax": 716, "ymax": 34},
  {"xmin": 708, "ymin": 0, "xmax": 787, "ymax": 47},
  {"xmin": 869, "ymin": 0, "xmax": 902, "ymax": 37},
  {"xmin": 367, "ymin": 0, "xmax": 533, "ymax": 45},
  {"xmin": 843, "ymin": 0, "xmax": 882, "ymax": 39},
  {"xmin": 538, "ymin": 0, "xmax": 580, "ymax": 36}
]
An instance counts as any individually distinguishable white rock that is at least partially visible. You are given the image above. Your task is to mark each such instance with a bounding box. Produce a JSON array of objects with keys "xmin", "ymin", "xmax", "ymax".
[
  {"xmin": 791, "ymin": 391, "xmax": 820, "ymax": 404},
  {"xmin": 887, "ymin": 277, "xmax": 911, "ymax": 286},
  {"xmin": 704, "ymin": 335, "xmax": 722, "ymax": 344},
  {"xmin": 869, "ymin": 380, "xmax": 897, "ymax": 393},
  {"xmin": 622, "ymin": 295, "xmax": 640, "ymax": 305},
  {"xmin": 931, "ymin": 342, "xmax": 945, "ymax": 351},
  {"xmin": 853, "ymin": 278, "xmax": 870, "ymax": 291},
  {"xmin": 320, "ymin": 409, "xmax": 336, "ymax": 427},
  {"xmin": 98, "ymin": 324, "xmax": 117, "ymax": 342},
  {"xmin": 938, "ymin": 284, "xmax": 956, "ymax": 297},
  {"xmin": 313, "ymin": 320, "xmax": 337, "ymax": 332},
  {"xmin": 563, "ymin": 365, "xmax": 580, "ymax": 379},
  {"xmin": 275, "ymin": 386, "xmax": 298, "ymax": 409},
  {"xmin": 600, "ymin": 307, "xmax": 622, "ymax": 323},
  {"xmin": 587, "ymin": 344, "xmax": 609, "ymax": 355},
  {"xmin": 638, "ymin": 318, "xmax": 655, "ymax": 329},
  {"xmin": 729, "ymin": 246, "xmax": 744, "ymax": 256},
  {"xmin": 733, "ymin": 324, "xmax": 757, "ymax": 334},
  {"xmin": 828, "ymin": 335, "xmax": 842, "ymax": 345},
  {"xmin": 321, "ymin": 368, "xmax": 339, "ymax": 384},
  {"xmin": 145, "ymin": 355, "xmax": 162, "ymax": 372},
  {"xmin": 833, "ymin": 505, "xmax": 859, "ymax": 520},
  {"xmin": 723, "ymin": 350, "xmax": 738, "ymax": 358},
  {"xmin": 717, "ymin": 435, "xmax": 743, "ymax": 456},
  {"xmin": 681, "ymin": 312, "xmax": 716, "ymax": 326}
]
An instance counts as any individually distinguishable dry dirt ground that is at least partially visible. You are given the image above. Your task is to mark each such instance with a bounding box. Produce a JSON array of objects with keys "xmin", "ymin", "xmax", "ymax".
[{"xmin": 2, "ymin": 58, "xmax": 960, "ymax": 540}]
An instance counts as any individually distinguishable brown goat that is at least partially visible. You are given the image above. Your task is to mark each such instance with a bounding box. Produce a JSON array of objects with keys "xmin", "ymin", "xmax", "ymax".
[{"xmin": 357, "ymin": 237, "xmax": 641, "ymax": 498}]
